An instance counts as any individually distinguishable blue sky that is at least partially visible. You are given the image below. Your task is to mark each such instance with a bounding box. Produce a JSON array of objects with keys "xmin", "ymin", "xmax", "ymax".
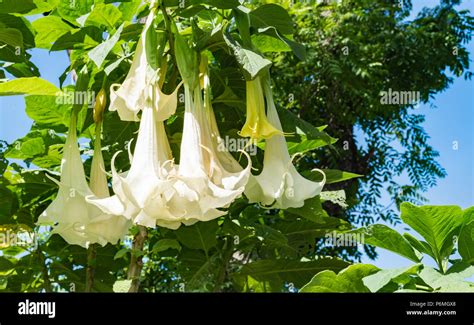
[
  {"xmin": 0, "ymin": 1, "xmax": 473, "ymax": 270},
  {"xmin": 359, "ymin": 0, "xmax": 474, "ymax": 269}
]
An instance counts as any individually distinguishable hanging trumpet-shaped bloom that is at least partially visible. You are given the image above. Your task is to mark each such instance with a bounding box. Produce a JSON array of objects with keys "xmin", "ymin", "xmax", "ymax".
[
  {"xmin": 240, "ymin": 76, "xmax": 283, "ymax": 141},
  {"xmin": 164, "ymin": 83, "xmax": 251, "ymax": 226},
  {"xmin": 88, "ymin": 100, "xmax": 180, "ymax": 229},
  {"xmin": 108, "ymin": 10, "xmax": 152, "ymax": 121},
  {"xmin": 38, "ymin": 117, "xmax": 130, "ymax": 248},
  {"xmin": 244, "ymin": 75, "xmax": 326, "ymax": 209}
]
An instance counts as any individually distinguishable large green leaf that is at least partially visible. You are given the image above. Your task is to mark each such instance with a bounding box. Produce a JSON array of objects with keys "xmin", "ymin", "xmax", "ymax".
[
  {"xmin": 0, "ymin": 77, "xmax": 60, "ymax": 96},
  {"xmin": 177, "ymin": 248, "xmax": 219, "ymax": 291},
  {"xmin": 25, "ymin": 95, "xmax": 71, "ymax": 130},
  {"xmin": 347, "ymin": 224, "xmax": 420, "ymax": 262},
  {"xmin": 277, "ymin": 108, "xmax": 337, "ymax": 152},
  {"xmin": 419, "ymin": 265, "xmax": 474, "ymax": 292},
  {"xmin": 0, "ymin": 185, "xmax": 17, "ymax": 223},
  {"xmin": 88, "ymin": 23, "xmax": 124, "ymax": 68},
  {"xmin": 300, "ymin": 264, "xmax": 380, "ymax": 293},
  {"xmin": 249, "ymin": 4, "xmax": 293, "ymax": 35},
  {"xmin": 0, "ymin": 28, "xmax": 23, "ymax": 63},
  {"xmin": 257, "ymin": 26, "xmax": 306, "ymax": 60},
  {"xmin": 57, "ymin": 0, "xmax": 94, "ymax": 24},
  {"xmin": 400, "ymin": 203, "xmax": 464, "ymax": 263},
  {"xmin": 0, "ymin": 0, "xmax": 36, "ymax": 14},
  {"xmin": 85, "ymin": 3, "xmax": 122, "ymax": 29},
  {"xmin": 363, "ymin": 264, "xmax": 422, "ymax": 292},
  {"xmin": 238, "ymin": 257, "xmax": 349, "ymax": 290},
  {"xmin": 145, "ymin": 22, "xmax": 167, "ymax": 71},
  {"xmin": 223, "ymin": 30, "xmax": 272, "ymax": 80},
  {"xmin": 459, "ymin": 207, "xmax": 474, "ymax": 264},
  {"xmin": 32, "ymin": 16, "xmax": 73, "ymax": 49},
  {"xmin": 50, "ymin": 26, "xmax": 101, "ymax": 51},
  {"xmin": 0, "ymin": 14, "xmax": 35, "ymax": 48},
  {"xmin": 175, "ymin": 220, "xmax": 219, "ymax": 253}
]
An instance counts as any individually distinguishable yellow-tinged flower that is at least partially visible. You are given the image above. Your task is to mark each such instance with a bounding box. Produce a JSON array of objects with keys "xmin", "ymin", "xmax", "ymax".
[
  {"xmin": 93, "ymin": 89, "xmax": 107, "ymax": 123},
  {"xmin": 240, "ymin": 76, "xmax": 283, "ymax": 141},
  {"xmin": 244, "ymin": 76, "xmax": 326, "ymax": 209},
  {"xmin": 38, "ymin": 117, "xmax": 130, "ymax": 248}
]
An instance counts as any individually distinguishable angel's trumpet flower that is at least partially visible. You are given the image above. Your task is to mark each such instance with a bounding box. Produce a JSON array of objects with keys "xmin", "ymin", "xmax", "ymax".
[
  {"xmin": 109, "ymin": 9, "xmax": 155, "ymax": 121},
  {"xmin": 38, "ymin": 116, "xmax": 130, "ymax": 248},
  {"xmin": 165, "ymin": 82, "xmax": 251, "ymax": 226},
  {"xmin": 240, "ymin": 76, "xmax": 283, "ymax": 141},
  {"xmin": 244, "ymin": 76, "xmax": 326, "ymax": 209},
  {"xmin": 88, "ymin": 101, "xmax": 179, "ymax": 229}
]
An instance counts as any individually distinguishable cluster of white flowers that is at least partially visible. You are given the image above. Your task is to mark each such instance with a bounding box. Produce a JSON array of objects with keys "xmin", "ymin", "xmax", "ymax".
[{"xmin": 37, "ymin": 10, "xmax": 325, "ymax": 247}]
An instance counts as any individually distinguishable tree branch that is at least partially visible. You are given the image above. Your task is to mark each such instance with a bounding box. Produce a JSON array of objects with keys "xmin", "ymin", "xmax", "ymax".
[{"xmin": 128, "ymin": 226, "xmax": 148, "ymax": 292}]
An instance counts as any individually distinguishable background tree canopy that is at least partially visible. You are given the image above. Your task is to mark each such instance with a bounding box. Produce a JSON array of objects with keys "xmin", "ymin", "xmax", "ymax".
[{"xmin": 0, "ymin": 0, "xmax": 473, "ymax": 293}]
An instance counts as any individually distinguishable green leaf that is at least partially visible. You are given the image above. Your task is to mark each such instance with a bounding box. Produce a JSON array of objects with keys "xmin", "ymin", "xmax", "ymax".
[
  {"xmin": 300, "ymin": 264, "xmax": 380, "ymax": 293},
  {"xmin": 419, "ymin": 266, "xmax": 474, "ymax": 292},
  {"xmin": 286, "ymin": 196, "xmax": 350, "ymax": 228},
  {"xmin": 252, "ymin": 34, "xmax": 291, "ymax": 53},
  {"xmin": 239, "ymin": 258, "xmax": 350, "ymax": 290},
  {"xmin": 347, "ymin": 224, "xmax": 420, "ymax": 262},
  {"xmin": 6, "ymin": 137, "xmax": 45, "ymax": 159},
  {"xmin": 314, "ymin": 169, "xmax": 363, "ymax": 184},
  {"xmin": 0, "ymin": 185, "xmax": 17, "ymax": 223},
  {"xmin": 32, "ymin": 16, "xmax": 73, "ymax": 49},
  {"xmin": 363, "ymin": 264, "xmax": 422, "ymax": 292},
  {"xmin": 400, "ymin": 203, "xmax": 464, "ymax": 264},
  {"xmin": 172, "ymin": 23, "xmax": 198, "ymax": 87},
  {"xmin": 145, "ymin": 23, "xmax": 166, "ymax": 71},
  {"xmin": 85, "ymin": 3, "xmax": 122, "ymax": 29},
  {"xmin": 459, "ymin": 210, "xmax": 474, "ymax": 264},
  {"xmin": 0, "ymin": 77, "xmax": 59, "ymax": 96},
  {"xmin": 113, "ymin": 248, "xmax": 129, "ymax": 260},
  {"xmin": 0, "ymin": 28, "xmax": 22, "ymax": 48},
  {"xmin": 0, "ymin": 14, "xmax": 35, "ymax": 48},
  {"xmin": 0, "ymin": 256, "xmax": 15, "ymax": 272},
  {"xmin": 177, "ymin": 248, "xmax": 218, "ymax": 291},
  {"xmin": 403, "ymin": 233, "xmax": 433, "ymax": 257},
  {"xmin": 152, "ymin": 239, "xmax": 181, "ymax": 253},
  {"xmin": 254, "ymin": 224, "xmax": 288, "ymax": 248},
  {"xmin": 25, "ymin": 95, "xmax": 71, "ymax": 130},
  {"xmin": 0, "ymin": 28, "xmax": 23, "ymax": 62},
  {"xmin": 88, "ymin": 23, "xmax": 124, "ymax": 68},
  {"xmin": 205, "ymin": 0, "xmax": 239, "ymax": 9},
  {"xmin": 223, "ymin": 30, "xmax": 272, "ymax": 80},
  {"xmin": 257, "ymin": 26, "xmax": 306, "ymax": 60},
  {"xmin": 249, "ymin": 4, "xmax": 293, "ymax": 35},
  {"xmin": 50, "ymin": 26, "xmax": 101, "ymax": 51},
  {"xmin": 57, "ymin": 0, "xmax": 94, "ymax": 24},
  {"xmin": 277, "ymin": 109, "xmax": 337, "ymax": 153},
  {"xmin": 0, "ymin": 0, "xmax": 36, "ymax": 14},
  {"xmin": 175, "ymin": 220, "xmax": 219, "ymax": 253}
]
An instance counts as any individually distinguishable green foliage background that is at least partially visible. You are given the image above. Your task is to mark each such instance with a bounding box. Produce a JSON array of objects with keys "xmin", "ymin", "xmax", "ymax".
[{"xmin": 0, "ymin": 0, "xmax": 473, "ymax": 293}]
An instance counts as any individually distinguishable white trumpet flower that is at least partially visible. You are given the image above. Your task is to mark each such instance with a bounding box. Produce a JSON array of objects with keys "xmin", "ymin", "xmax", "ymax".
[
  {"xmin": 38, "ymin": 118, "xmax": 130, "ymax": 248},
  {"xmin": 165, "ymin": 83, "xmax": 251, "ymax": 226},
  {"xmin": 109, "ymin": 9, "xmax": 155, "ymax": 121},
  {"xmin": 88, "ymin": 102, "xmax": 180, "ymax": 229},
  {"xmin": 244, "ymin": 76, "xmax": 326, "ymax": 209}
]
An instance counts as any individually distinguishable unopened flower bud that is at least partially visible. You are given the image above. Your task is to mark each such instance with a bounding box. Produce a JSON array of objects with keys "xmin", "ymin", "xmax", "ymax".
[{"xmin": 93, "ymin": 89, "xmax": 107, "ymax": 123}]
